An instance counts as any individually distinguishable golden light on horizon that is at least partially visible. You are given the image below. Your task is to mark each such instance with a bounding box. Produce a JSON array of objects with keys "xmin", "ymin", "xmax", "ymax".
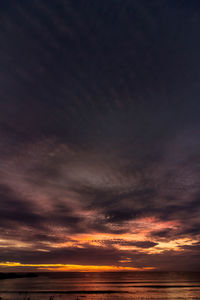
[{"xmin": 0, "ymin": 261, "xmax": 155, "ymax": 272}]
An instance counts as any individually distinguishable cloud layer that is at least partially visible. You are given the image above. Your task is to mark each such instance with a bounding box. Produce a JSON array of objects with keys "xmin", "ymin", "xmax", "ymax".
[{"xmin": 0, "ymin": 0, "xmax": 200, "ymax": 271}]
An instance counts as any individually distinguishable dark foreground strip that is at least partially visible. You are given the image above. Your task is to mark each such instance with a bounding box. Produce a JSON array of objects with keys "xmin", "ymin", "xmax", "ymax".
[
  {"xmin": 128, "ymin": 285, "xmax": 200, "ymax": 288},
  {"xmin": 0, "ymin": 291, "xmax": 128, "ymax": 294},
  {"xmin": 1, "ymin": 286, "xmax": 200, "ymax": 294}
]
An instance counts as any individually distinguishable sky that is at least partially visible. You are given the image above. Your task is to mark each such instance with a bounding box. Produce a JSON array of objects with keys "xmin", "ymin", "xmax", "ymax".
[{"xmin": 0, "ymin": 0, "xmax": 200, "ymax": 272}]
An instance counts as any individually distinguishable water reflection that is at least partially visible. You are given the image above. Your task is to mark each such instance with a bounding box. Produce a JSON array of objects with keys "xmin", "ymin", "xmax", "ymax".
[{"xmin": 0, "ymin": 272, "xmax": 200, "ymax": 299}]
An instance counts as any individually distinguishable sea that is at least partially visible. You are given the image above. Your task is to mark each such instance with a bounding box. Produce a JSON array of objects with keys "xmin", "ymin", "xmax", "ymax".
[{"xmin": 0, "ymin": 272, "xmax": 200, "ymax": 300}]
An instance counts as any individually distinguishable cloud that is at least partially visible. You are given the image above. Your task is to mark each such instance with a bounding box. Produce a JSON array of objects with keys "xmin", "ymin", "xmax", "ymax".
[
  {"xmin": 0, "ymin": 0, "xmax": 200, "ymax": 271},
  {"xmin": 98, "ymin": 239, "xmax": 158, "ymax": 249}
]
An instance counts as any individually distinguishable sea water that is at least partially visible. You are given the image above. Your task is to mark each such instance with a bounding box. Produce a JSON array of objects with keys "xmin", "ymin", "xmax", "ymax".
[{"xmin": 0, "ymin": 271, "xmax": 200, "ymax": 299}]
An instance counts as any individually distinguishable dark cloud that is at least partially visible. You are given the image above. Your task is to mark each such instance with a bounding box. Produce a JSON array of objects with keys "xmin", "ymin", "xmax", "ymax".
[
  {"xmin": 124, "ymin": 241, "xmax": 158, "ymax": 249},
  {"xmin": 179, "ymin": 242, "xmax": 200, "ymax": 252},
  {"xmin": 0, "ymin": 184, "xmax": 43, "ymax": 228},
  {"xmin": 150, "ymin": 229, "xmax": 175, "ymax": 239},
  {"xmin": 99, "ymin": 239, "xmax": 158, "ymax": 249}
]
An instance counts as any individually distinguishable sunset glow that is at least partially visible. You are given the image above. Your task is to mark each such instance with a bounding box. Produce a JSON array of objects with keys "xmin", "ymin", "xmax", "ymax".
[{"xmin": 0, "ymin": 262, "xmax": 154, "ymax": 272}]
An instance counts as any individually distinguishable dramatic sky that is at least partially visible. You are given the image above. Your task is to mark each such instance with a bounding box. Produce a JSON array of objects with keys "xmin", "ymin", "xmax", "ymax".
[{"xmin": 0, "ymin": 0, "xmax": 200, "ymax": 272}]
